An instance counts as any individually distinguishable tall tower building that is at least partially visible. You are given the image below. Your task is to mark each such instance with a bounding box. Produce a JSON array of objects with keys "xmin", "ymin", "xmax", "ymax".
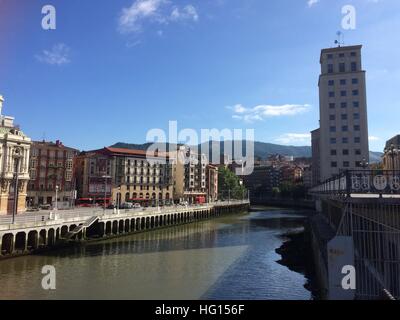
[{"xmin": 314, "ymin": 45, "xmax": 369, "ymax": 181}]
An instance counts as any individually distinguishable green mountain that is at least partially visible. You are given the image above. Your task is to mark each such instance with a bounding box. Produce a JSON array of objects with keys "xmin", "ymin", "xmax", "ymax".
[{"xmin": 110, "ymin": 141, "xmax": 382, "ymax": 163}]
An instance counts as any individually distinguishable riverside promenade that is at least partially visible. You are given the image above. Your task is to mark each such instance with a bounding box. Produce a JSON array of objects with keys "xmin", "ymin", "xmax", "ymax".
[{"xmin": 0, "ymin": 200, "xmax": 250, "ymax": 258}]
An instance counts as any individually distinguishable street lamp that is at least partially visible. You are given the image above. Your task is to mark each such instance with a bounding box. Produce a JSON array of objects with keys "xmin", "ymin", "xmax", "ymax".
[
  {"xmin": 55, "ymin": 185, "xmax": 59, "ymax": 211},
  {"xmin": 361, "ymin": 157, "xmax": 369, "ymax": 170},
  {"xmin": 102, "ymin": 175, "xmax": 111, "ymax": 211},
  {"xmin": 12, "ymin": 147, "xmax": 23, "ymax": 224}
]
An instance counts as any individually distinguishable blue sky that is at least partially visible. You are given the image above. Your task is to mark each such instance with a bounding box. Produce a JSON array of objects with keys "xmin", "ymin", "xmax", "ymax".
[{"xmin": 0, "ymin": 0, "xmax": 399, "ymax": 152}]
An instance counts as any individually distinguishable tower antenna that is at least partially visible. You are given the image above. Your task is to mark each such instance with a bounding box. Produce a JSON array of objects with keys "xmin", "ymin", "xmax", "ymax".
[{"xmin": 334, "ymin": 31, "xmax": 344, "ymax": 47}]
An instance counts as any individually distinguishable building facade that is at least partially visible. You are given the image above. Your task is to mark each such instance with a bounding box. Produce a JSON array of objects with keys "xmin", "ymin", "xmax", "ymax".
[
  {"xmin": 27, "ymin": 140, "xmax": 79, "ymax": 208},
  {"xmin": 0, "ymin": 95, "xmax": 32, "ymax": 215},
  {"xmin": 173, "ymin": 147, "xmax": 208, "ymax": 204},
  {"xmin": 313, "ymin": 45, "xmax": 370, "ymax": 182},
  {"xmin": 383, "ymin": 135, "xmax": 400, "ymax": 170},
  {"xmin": 243, "ymin": 165, "xmax": 282, "ymax": 198},
  {"xmin": 76, "ymin": 147, "xmax": 173, "ymax": 206},
  {"xmin": 206, "ymin": 164, "xmax": 218, "ymax": 202},
  {"xmin": 311, "ymin": 128, "xmax": 321, "ymax": 186}
]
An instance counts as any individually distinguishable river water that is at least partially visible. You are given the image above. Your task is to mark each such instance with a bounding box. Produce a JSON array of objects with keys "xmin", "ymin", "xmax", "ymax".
[{"xmin": 0, "ymin": 208, "xmax": 312, "ymax": 300}]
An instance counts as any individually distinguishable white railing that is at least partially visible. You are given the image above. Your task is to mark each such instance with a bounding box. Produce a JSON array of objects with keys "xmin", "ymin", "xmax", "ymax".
[{"xmin": 0, "ymin": 200, "xmax": 250, "ymax": 227}]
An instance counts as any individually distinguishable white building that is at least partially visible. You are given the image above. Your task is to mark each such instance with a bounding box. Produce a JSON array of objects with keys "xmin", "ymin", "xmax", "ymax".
[
  {"xmin": 312, "ymin": 45, "xmax": 370, "ymax": 181},
  {"xmin": 0, "ymin": 95, "xmax": 32, "ymax": 215}
]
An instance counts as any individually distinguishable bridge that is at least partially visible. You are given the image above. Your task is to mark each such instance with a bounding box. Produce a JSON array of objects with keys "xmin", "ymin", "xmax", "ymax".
[
  {"xmin": 309, "ymin": 170, "xmax": 400, "ymax": 300},
  {"xmin": 0, "ymin": 200, "xmax": 250, "ymax": 259}
]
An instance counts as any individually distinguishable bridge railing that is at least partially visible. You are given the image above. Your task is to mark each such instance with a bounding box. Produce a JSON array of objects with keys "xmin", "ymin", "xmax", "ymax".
[{"xmin": 309, "ymin": 170, "xmax": 400, "ymax": 197}]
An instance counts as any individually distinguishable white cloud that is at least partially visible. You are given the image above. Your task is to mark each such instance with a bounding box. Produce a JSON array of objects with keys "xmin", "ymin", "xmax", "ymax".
[
  {"xmin": 35, "ymin": 43, "xmax": 71, "ymax": 66},
  {"xmin": 118, "ymin": 0, "xmax": 198, "ymax": 35},
  {"xmin": 369, "ymin": 136, "xmax": 380, "ymax": 141},
  {"xmin": 118, "ymin": 0, "xmax": 166, "ymax": 34},
  {"xmin": 170, "ymin": 5, "xmax": 199, "ymax": 22},
  {"xmin": 307, "ymin": 0, "xmax": 319, "ymax": 8},
  {"xmin": 275, "ymin": 133, "xmax": 311, "ymax": 145},
  {"xmin": 228, "ymin": 103, "xmax": 311, "ymax": 123}
]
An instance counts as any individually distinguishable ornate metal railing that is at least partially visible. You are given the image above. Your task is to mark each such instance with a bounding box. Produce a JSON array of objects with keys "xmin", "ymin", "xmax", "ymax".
[{"xmin": 309, "ymin": 170, "xmax": 400, "ymax": 197}]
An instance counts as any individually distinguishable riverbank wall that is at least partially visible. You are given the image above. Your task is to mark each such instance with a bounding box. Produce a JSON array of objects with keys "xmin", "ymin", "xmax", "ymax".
[
  {"xmin": 250, "ymin": 197, "xmax": 315, "ymax": 210},
  {"xmin": 0, "ymin": 202, "xmax": 249, "ymax": 260}
]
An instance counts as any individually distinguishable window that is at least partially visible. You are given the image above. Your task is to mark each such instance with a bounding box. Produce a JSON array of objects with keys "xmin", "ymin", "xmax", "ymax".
[
  {"xmin": 329, "ymin": 92, "xmax": 335, "ymax": 98},
  {"xmin": 339, "ymin": 63, "xmax": 346, "ymax": 72},
  {"xmin": 328, "ymin": 80, "xmax": 335, "ymax": 86},
  {"xmin": 66, "ymin": 160, "xmax": 73, "ymax": 170},
  {"xmin": 352, "ymin": 78, "xmax": 358, "ymax": 84},
  {"xmin": 330, "ymin": 138, "xmax": 337, "ymax": 144},
  {"xmin": 342, "ymin": 137, "xmax": 349, "ymax": 144},
  {"xmin": 353, "ymin": 113, "xmax": 360, "ymax": 120},
  {"xmin": 355, "ymin": 161, "xmax": 362, "ymax": 168},
  {"xmin": 354, "ymin": 137, "xmax": 361, "ymax": 143},
  {"xmin": 351, "ymin": 52, "xmax": 357, "ymax": 57},
  {"xmin": 341, "ymin": 114, "xmax": 348, "ymax": 120},
  {"xmin": 343, "ymin": 161, "xmax": 350, "ymax": 168},
  {"xmin": 341, "ymin": 102, "xmax": 347, "ymax": 108},
  {"xmin": 342, "ymin": 126, "xmax": 348, "ymax": 132},
  {"xmin": 65, "ymin": 171, "xmax": 73, "ymax": 181},
  {"xmin": 354, "ymin": 125, "xmax": 360, "ymax": 131},
  {"xmin": 328, "ymin": 64, "xmax": 334, "ymax": 73},
  {"xmin": 343, "ymin": 149, "xmax": 349, "ymax": 156},
  {"xmin": 341, "ymin": 91, "xmax": 347, "ymax": 97},
  {"xmin": 353, "ymin": 101, "xmax": 359, "ymax": 108},
  {"xmin": 331, "ymin": 150, "xmax": 337, "ymax": 156},
  {"xmin": 339, "ymin": 53, "xmax": 345, "ymax": 58},
  {"xmin": 329, "ymin": 103, "xmax": 336, "ymax": 109},
  {"xmin": 352, "ymin": 89, "xmax": 359, "ymax": 96},
  {"xmin": 355, "ymin": 149, "xmax": 361, "ymax": 155},
  {"xmin": 30, "ymin": 170, "xmax": 37, "ymax": 179},
  {"xmin": 329, "ymin": 115, "xmax": 336, "ymax": 121},
  {"xmin": 331, "ymin": 162, "xmax": 338, "ymax": 168},
  {"xmin": 351, "ymin": 62, "xmax": 357, "ymax": 72},
  {"xmin": 330, "ymin": 126, "xmax": 336, "ymax": 132},
  {"xmin": 327, "ymin": 54, "xmax": 333, "ymax": 59},
  {"xmin": 340, "ymin": 79, "xmax": 346, "ymax": 85}
]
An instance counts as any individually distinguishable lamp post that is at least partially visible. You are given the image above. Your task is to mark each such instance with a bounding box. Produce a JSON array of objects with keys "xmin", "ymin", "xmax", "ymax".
[
  {"xmin": 361, "ymin": 157, "xmax": 369, "ymax": 170},
  {"xmin": 102, "ymin": 175, "xmax": 111, "ymax": 211},
  {"xmin": 55, "ymin": 185, "xmax": 59, "ymax": 211},
  {"xmin": 12, "ymin": 147, "xmax": 23, "ymax": 224}
]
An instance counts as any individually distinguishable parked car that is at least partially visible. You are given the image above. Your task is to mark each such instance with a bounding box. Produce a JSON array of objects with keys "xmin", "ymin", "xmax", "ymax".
[
  {"xmin": 121, "ymin": 202, "xmax": 134, "ymax": 209},
  {"xmin": 133, "ymin": 203, "xmax": 141, "ymax": 209}
]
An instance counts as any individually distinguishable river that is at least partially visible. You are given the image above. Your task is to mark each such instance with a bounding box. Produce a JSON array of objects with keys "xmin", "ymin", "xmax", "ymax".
[{"xmin": 0, "ymin": 208, "xmax": 313, "ymax": 300}]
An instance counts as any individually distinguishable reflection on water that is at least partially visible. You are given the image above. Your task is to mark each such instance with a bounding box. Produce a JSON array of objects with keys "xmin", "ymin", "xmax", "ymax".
[{"xmin": 0, "ymin": 209, "xmax": 312, "ymax": 300}]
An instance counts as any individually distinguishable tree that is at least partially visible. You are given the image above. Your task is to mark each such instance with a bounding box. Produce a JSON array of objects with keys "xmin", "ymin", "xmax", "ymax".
[{"xmin": 218, "ymin": 167, "xmax": 247, "ymax": 200}]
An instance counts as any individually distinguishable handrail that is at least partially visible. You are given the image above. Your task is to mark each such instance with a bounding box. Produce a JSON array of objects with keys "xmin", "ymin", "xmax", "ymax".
[
  {"xmin": 0, "ymin": 200, "xmax": 250, "ymax": 227},
  {"xmin": 309, "ymin": 170, "xmax": 400, "ymax": 196}
]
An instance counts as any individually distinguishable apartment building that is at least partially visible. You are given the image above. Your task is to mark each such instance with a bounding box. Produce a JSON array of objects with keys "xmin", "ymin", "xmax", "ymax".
[
  {"xmin": 173, "ymin": 147, "xmax": 208, "ymax": 204},
  {"xmin": 206, "ymin": 164, "xmax": 218, "ymax": 202},
  {"xmin": 312, "ymin": 45, "xmax": 370, "ymax": 182},
  {"xmin": 76, "ymin": 147, "xmax": 173, "ymax": 206},
  {"xmin": 243, "ymin": 165, "xmax": 282, "ymax": 198},
  {"xmin": 27, "ymin": 140, "xmax": 79, "ymax": 208}
]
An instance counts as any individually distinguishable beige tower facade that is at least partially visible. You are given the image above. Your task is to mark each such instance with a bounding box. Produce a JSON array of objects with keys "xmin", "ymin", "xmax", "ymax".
[
  {"xmin": 315, "ymin": 45, "xmax": 369, "ymax": 181},
  {"xmin": 0, "ymin": 95, "xmax": 32, "ymax": 215}
]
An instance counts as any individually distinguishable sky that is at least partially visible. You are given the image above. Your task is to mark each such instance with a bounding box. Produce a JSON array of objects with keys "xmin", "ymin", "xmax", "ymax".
[{"xmin": 0, "ymin": 0, "xmax": 399, "ymax": 152}]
